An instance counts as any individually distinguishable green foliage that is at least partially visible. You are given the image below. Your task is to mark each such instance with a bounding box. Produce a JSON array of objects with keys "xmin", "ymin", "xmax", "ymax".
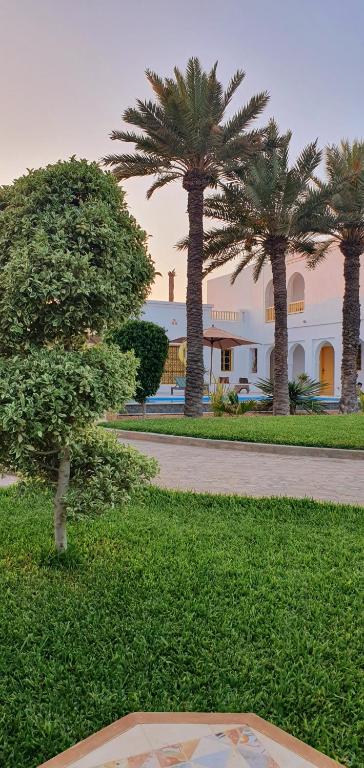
[
  {"xmin": 225, "ymin": 390, "xmax": 256, "ymax": 415},
  {"xmin": 0, "ymin": 158, "xmax": 154, "ymax": 354},
  {"xmin": 257, "ymin": 375, "xmax": 326, "ymax": 414},
  {"xmin": 104, "ymin": 58, "xmax": 269, "ymax": 193},
  {"xmin": 110, "ymin": 320, "xmax": 169, "ymax": 403},
  {"xmin": 299, "ymin": 140, "xmax": 364, "ymax": 260},
  {"xmin": 210, "ymin": 381, "xmax": 226, "ymax": 416},
  {"xmin": 65, "ymin": 427, "xmax": 157, "ymax": 517},
  {"xmin": 0, "ymin": 159, "xmax": 157, "ymax": 542},
  {"xmin": 210, "ymin": 383, "xmax": 255, "ymax": 416},
  {"xmin": 202, "ymin": 120, "xmax": 323, "ymax": 281},
  {"xmin": 0, "ymin": 343, "xmax": 138, "ymax": 479},
  {"xmin": 0, "ymin": 486, "xmax": 361, "ymax": 767},
  {"xmin": 103, "ymin": 413, "xmax": 364, "ymax": 450},
  {"xmin": 358, "ymin": 389, "xmax": 364, "ymax": 412}
]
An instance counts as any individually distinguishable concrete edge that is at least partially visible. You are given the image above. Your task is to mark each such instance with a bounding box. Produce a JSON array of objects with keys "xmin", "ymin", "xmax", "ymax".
[{"xmin": 110, "ymin": 429, "xmax": 364, "ymax": 461}]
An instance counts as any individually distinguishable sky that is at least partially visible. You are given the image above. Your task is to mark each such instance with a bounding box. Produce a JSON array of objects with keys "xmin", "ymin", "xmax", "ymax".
[{"xmin": 0, "ymin": 0, "xmax": 363, "ymax": 301}]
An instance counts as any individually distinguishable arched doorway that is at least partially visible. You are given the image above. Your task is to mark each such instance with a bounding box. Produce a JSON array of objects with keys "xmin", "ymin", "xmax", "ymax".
[
  {"xmin": 291, "ymin": 344, "xmax": 305, "ymax": 379},
  {"xmin": 319, "ymin": 344, "xmax": 334, "ymax": 395}
]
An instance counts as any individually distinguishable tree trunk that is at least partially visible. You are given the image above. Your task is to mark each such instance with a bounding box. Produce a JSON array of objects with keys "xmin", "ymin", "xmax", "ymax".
[
  {"xmin": 54, "ymin": 446, "xmax": 71, "ymax": 553},
  {"xmin": 141, "ymin": 399, "xmax": 147, "ymax": 417},
  {"xmin": 183, "ymin": 173, "xmax": 207, "ymax": 418},
  {"xmin": 340, "ymin": 242, "xmax": 361, "ymax": 413},
  {"xmin": 269, "ymin": 241, "xmax": 289, "ymax": 415}
]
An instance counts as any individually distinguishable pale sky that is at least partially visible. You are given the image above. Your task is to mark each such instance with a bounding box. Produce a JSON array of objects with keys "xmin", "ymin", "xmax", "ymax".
[{"xmin": 1, "ymin": 0, "xmax": 363, "ymax": 300}]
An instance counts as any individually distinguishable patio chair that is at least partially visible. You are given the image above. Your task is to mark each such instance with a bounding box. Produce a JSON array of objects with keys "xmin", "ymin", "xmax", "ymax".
[
  {"xmin": 171, "ymin": 376, "xmax": 186, "ymax": 395},
  {"xmin": 233, "ymin": 377, "xmax": 250, "ymax": 394},
  {"xmin": 219, "ymin": 376, "xmax": 230, "ymax": 384},
  {"xmin": 171, "ymin": 377, "xmax": 210, "ymax": 395}
]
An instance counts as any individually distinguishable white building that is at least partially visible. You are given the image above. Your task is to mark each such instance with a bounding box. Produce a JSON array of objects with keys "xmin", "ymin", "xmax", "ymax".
[{"xmin": 141, "ymin": 246, "xmax": 364, "ymax": 398}]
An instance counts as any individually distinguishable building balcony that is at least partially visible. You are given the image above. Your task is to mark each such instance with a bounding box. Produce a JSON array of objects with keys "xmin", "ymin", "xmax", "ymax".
[
  {"xmin": 265, "ymin": 300, "xmax": 304, "ymax": 322},
  {"xmin": 211, "ymin": 309, "xmax": 241, "ymax": 322}
]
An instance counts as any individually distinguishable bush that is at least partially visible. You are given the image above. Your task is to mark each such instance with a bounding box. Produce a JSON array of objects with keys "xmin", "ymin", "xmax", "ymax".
[
  {"xmin": 257, "ymin": 375, "xmax": 326, "ymax": 414},
  {"xmin": 210, "ymin": 383, "xmax": 255, "ymax": 417},
  {"xmin": 66, "ymin": 427, "xmax": 158, "ymax": 517},
  {"xmin": 0, "ymin": 344, "xmax": 138, "ymax": 480},
  {"xmin": 110, "ymin": 320, "xmax": 169, "ymax": 411}
]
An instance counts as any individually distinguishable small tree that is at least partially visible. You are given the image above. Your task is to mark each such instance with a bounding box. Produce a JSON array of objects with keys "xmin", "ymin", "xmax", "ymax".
[
  {"xmin": 111, "ymin": 320, "xmax": 169, "ymax": 415},
  {"xmin": 0, "ymin": 159, "xmax": 157, "ymax": 552}
]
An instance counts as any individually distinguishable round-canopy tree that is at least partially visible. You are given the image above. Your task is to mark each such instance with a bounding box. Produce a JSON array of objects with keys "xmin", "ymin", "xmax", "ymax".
[
  {"xmin": 111, "ymin": 320, "xmax": 169, "ymax": 415},
  {"xmin": 0, "ymin": 159, "xmax": 157, "ymax": 552},
  {"xmin": 104, "ymin": 57, "xmax": 269, "ymax": 417}
]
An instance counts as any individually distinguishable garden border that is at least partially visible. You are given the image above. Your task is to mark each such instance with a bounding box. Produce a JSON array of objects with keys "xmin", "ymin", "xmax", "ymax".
[{"xmin": 114, "ymin": 429, "xmax": 364, "ymax": 460}]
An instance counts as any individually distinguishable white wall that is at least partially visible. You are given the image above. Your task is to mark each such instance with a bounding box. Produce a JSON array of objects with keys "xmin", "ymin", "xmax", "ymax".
[
  {"xmin": 206, "ymin": 247, "xmax": 364, "ymax": 395},
  {"xmin": 140, "ymin": 248, "xmax": 364, "ymax": 395}
]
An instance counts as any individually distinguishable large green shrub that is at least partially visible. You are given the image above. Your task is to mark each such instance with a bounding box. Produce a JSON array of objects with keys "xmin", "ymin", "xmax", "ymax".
[
  {"xmin": 0, "ymin": 159, "xmax": 157, "ymax": 551},
  {"xmin": 111, "ymin": 320, "xmax": 169, "ymax": 413},
  {"xmin": 0, "ymin": 158, "xmax": 154, "ymax": 353}
]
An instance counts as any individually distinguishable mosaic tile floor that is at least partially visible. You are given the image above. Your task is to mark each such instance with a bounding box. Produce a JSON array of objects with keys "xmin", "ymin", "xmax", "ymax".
[
  {"xmin": 41, "ymin": 716, "xmax": 341, "ymax": 768},
  {"xmin": 92, "ymin": 726, "xmax": 281, "ymax": 767}
]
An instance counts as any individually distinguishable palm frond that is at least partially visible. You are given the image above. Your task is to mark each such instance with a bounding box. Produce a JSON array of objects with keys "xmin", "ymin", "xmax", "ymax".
[
  {"xmin": 146, "ymin": 172, "xmax": 181, "ymax": 199},
  {"xmin": 103, "ymin": 153, "xmax": 167, "ymax": 179},
  {"xmin": 222, "ymin": 69, "xmax": 245, "ymax": 108},
  {"xmin": 293, "ymin": 140, "xmax": 321, "ymax": 182},
  {"xmin": 222, "ymin": 92, "xmax": 269, "ymax": 143}
]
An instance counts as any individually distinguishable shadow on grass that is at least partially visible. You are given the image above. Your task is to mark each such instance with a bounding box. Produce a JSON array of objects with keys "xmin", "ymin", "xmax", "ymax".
[{"xmin": 38, "ymin": 544, "xmax": 85, "ymax": 572}]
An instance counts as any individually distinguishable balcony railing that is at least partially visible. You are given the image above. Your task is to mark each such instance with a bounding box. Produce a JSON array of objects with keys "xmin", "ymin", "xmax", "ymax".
[
  {"xmin": 265, "ymin": 300, "xmax": 304, "ymax": 322},
  {"xmin": 288, "ymin": 299, "xmax": 304, "ymax": 314},
  {"xmin": 211, "ymin": 310, "xmax": 240, "ymax": 321},
  {"xmin": 265, "ymin": 306, "xmax": 275, "ymax": 322}
]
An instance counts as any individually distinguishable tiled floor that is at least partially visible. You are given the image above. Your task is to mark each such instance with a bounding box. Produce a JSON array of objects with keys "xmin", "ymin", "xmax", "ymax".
[
  {"xmin": 67, "ymin": 723, "xmax": 326, "ymax": 768},
  {"xmin": 120, "ymin": 436, "xmax": 364, "ymax": 505}
]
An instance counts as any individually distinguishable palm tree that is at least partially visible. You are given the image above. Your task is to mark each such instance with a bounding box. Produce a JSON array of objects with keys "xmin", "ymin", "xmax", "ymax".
[
  {"xmin": 202, "ymin": 121, "xmax": 322, "ymax": 415},
  {"xmin": 103, "ymin": 58, "xmax": 268, "ymax": 417},
  {"xmin": 298, "ymin": 141, "xmax": 364, "ymax": 413}
]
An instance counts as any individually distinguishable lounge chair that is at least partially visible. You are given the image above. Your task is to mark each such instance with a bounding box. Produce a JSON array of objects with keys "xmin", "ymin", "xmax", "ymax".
[
  {"xmin": 171, "ymin": 376, "xmax": 186, "ymax": 395},
  {"xmin": 233, "ymin": 377, "xmax": 250, "ymax": 394},
  {"xmin": 171, "ymin": 377, "xmax": 209, "ymax": 395}
]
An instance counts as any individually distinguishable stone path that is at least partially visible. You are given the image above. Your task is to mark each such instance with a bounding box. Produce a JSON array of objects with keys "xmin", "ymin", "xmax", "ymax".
[
  {"xmin": 120, "ymin": 436, "xmax": 364, "ymax": 506},
  {"xmin": 0, "ymin": 474, "xmax": 17, "ymax": 487}
]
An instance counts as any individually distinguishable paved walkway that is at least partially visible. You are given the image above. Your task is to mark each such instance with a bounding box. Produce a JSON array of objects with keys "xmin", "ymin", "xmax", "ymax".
[
  {"xmin": 121, "ymin": 436, "xmax": 364, "ymax": 505},
  {"xmin": 0, "ymin": 474, "xmax": 17, "ymax": 487}
]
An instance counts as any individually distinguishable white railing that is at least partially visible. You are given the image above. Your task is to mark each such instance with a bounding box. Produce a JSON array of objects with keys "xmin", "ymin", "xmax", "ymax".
[{"xmin": 211, "ymin": 310, "xmax": 240, "ymax": 322}]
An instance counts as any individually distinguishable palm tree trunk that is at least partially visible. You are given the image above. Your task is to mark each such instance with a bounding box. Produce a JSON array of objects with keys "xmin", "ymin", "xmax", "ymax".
[
  {"xmin": 269, "ymin": 242, "xmax": 289, "ymax": 415},
  {"xmin": 340, "ymin": 243, "xmax": 361, "ymax": 413},
  {"xmin": 183, "ymin": 175, "xmax": 206, "ymax": 417},
  {"xmin": 54, "ymin": 446, "xmax": 71, "ymax": 553}
]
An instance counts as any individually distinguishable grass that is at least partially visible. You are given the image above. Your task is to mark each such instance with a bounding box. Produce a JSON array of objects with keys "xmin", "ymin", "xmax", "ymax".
[
  {"xmin": 102, "ymin": 413, "xmax": 364, "ymax": 450},
  {"xmin": 0, "ymin": 486, "xmax": 362, "ymax": 767}
]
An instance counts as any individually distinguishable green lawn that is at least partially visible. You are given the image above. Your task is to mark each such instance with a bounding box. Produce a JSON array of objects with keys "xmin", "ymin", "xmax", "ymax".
[
  {"xmin": 103, "ymin": 413, "xmax": 364, "ymax": 449},
  {"xmin": 0, "ymin": 486, "xmax": 362, "ymax": 767}
]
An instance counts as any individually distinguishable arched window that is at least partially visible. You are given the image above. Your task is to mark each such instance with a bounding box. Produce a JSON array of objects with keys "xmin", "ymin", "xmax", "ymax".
[
  {"xmin": 265, "ymin": 280, "xmax": 274, "ymax": 322},
  {"xmin": 288, "ymin": 273, "xmax": 305, "ymax": 313}
]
